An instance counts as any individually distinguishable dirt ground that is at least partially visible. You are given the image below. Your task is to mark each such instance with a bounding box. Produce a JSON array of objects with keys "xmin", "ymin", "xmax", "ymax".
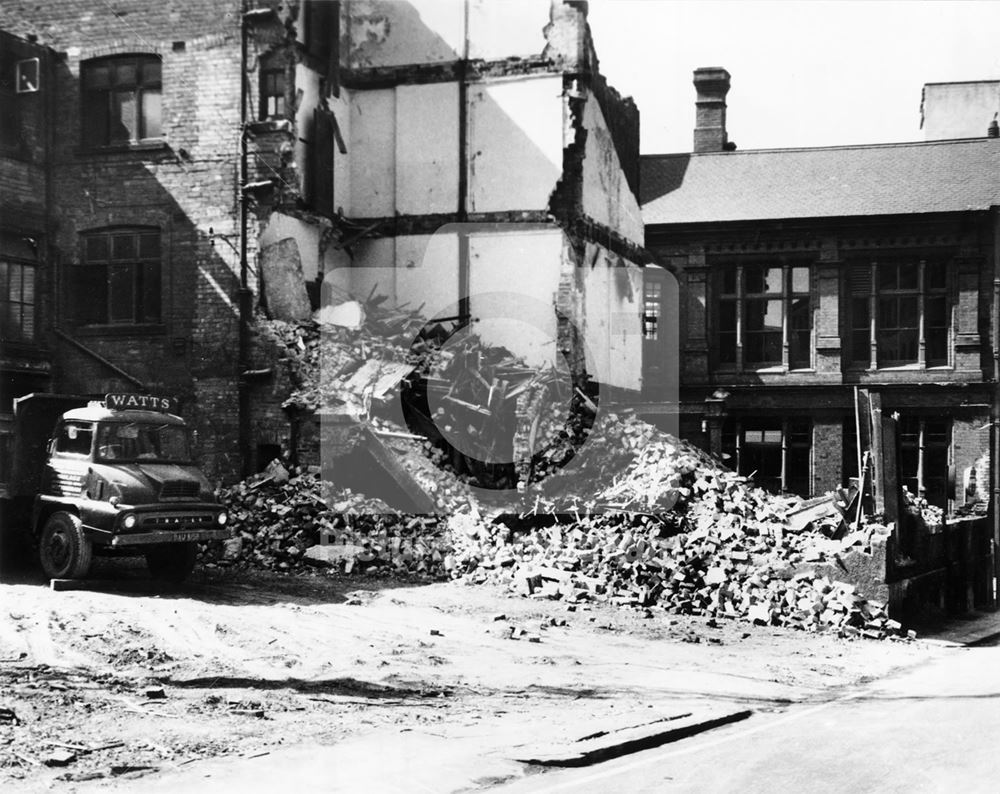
[{"xmin": 0, "ymin": 559, "xmax": 947, "ymax": 792}]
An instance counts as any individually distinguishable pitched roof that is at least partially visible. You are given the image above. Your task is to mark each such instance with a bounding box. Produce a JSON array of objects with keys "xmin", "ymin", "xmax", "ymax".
[{"xmin": 640, "ymin": 138, "xmax": 1000, "ymax": 225}]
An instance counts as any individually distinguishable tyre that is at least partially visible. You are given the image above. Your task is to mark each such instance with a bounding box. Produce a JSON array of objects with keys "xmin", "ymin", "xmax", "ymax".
[
  {"xmin": 145, "ymin": 542, "xmax": 198, "ymax": 583},
  {"xmin": 39, "ymin": 512, "xmax": 93, "ymax": 580}
]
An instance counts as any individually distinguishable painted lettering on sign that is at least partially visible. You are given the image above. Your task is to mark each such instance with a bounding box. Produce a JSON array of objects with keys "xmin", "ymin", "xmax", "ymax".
[{"xmin": 105, "ymin": 393, "xmax": 176, "ymax": 413}]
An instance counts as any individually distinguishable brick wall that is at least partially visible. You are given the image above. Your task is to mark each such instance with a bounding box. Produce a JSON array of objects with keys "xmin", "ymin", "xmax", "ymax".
[
  {"xmin": 0, "ymin": 0, "xmax": 252, "ymax": 481},
  {"xmin": 812, "ymin": 417, "xmax": 843, "ymax": 495}
]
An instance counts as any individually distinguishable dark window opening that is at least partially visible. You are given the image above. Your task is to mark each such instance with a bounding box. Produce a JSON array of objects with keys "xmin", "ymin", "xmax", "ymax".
[
  {"xmin": 0, "ymin": 253, "xmax": 36, "ymax": 343},
  {"xmin": 54, "ymin": 422, "xmax": 94, "ymax": 456},
  {"xmin": 715, "ymin": 262, "xmax": 811, "ymax": 370},
  {"xmin": 722, "ymin": 417, "xmax": 812, "ymax": 496},
  {"xmin": 259, "ymin": 51, "xmax": 286, "ymax": 120},
  {"xmin": 846, "ymin": 257, "xmax": 950, "ymax": 369},
  {"xmin": 898, "ymin": 415, "xmax": 950, "ymax": 508},
  {"xmin": 81, "ymin": 55, "xmax": 162, "ymax": 148},
  {"xmin": 75, "ymin": 228, "xmax": 161, "ymax": 325}
]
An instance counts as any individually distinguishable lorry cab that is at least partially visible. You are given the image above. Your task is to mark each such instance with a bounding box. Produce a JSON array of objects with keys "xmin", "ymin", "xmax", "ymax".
[{"xmin": 4, "ymin": 393, "xmax": 230, "ymax": 583}]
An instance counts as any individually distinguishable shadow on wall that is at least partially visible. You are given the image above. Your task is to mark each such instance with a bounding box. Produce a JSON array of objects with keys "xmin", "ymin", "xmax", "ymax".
[{"xmin": 47, "ymin": 58, "xmax": 243, "ymax": 482}]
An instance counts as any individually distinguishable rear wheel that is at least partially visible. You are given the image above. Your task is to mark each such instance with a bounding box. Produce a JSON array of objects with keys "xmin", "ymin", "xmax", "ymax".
[
  {"xmin": 145, "ymin": 542, "xmax": 198, "ymax": 583},
  {"xmin": 39, "ymin": 512, "xmax": 92, "ymax": 580}
]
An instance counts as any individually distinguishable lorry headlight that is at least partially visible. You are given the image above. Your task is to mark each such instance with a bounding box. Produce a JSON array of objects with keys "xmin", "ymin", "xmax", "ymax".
[
  {"xmin": 216, "ymin": 511, "xmax": 228, "ymax": 526},
  {"xmin": 122, "ymin": 514, "xmax": 137, "ymax": 529}
]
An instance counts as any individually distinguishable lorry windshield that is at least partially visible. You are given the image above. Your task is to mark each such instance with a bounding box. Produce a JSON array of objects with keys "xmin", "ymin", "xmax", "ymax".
[{"xmin": 96, "ymin": 422, "xmax": 194, "ymax": 463}]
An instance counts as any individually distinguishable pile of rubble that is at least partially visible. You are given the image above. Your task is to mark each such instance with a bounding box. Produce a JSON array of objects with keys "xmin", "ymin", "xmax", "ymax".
[
  {"xmin": 212, "ymin": 459, "xmax": 451, "ymax": 576},
  {"xmin": 227, "ymin": 297, "xmax": 908, "ymax": 638}
]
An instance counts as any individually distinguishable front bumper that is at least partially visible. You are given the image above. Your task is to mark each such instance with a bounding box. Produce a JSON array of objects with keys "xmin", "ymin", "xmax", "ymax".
[{"xmin": 109, "ymin": 527, "xmax": 231, "ymax": 546}]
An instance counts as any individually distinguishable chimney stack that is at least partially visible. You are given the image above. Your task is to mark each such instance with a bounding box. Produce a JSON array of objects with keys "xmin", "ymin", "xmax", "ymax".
[{"xmin": 693, "ymin": 67, "xmax": 731, "ymax": 153}]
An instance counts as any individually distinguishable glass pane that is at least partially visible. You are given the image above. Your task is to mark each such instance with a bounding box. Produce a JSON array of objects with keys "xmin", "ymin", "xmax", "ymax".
[
  {"xmin": 790, "ymin": 267, "xmax": 809, "ymax": 293},
  {"xmin": 719, "ymin": 333, "xmax": 736, "ymax": 365},
  {"xmin": 2, "ymin": 305, "xmax": 21, "ymax": 339},
  {"xmin": 925, "ymin": 296, "xmax": 947, "ymax": 328},
  {"xmin": 112, "ymin": 234, "xmax": 136, "ymax": 261},
  {"xmin": 718, "ymin": 301, "xmax": 736, "ymax": 333},
  {"xmin": 111, "ymin": 91, "xmax": 136, "ymax": 141},
  {"xmin": 21, "ymin": 265, "xmax": 34, "ymax": 304},
  {"xmin": 878, "ymin": 297, "xmax": 898, "ymax": 328},
  {"xmin": 878, "ymin": 265, "xmax": 897, "ymax": 291},
  {"xmin": 108, "ymin": 264, "xmax": 135, "ymax": 322},
  {"xmin": 746, "ymin": 299, "xmax": 782, "ymax": 332},
  {"xmin": 851, "ymin": 330, "xmax": 870, "ymax": 363},
  {"xmin": 746, "ymin": 331, "xmax": 782, "ymax": 364},
  {"xmin": 746, "ymin": 266, "xmax": 782, "ymax": 295},
  {"xmin": 139, "ymin": 232, "xmax": 160, "ymax": 259},
  {"xmin": 926, "ymin": 329, "xmax": 947, "ymax": 363},
  {"xmin": 790, "ymin": 330, "xmax": 811, "ymax": 369},
  {"xmin": 83, "ymin": 64, "xmax": 110, "ymax": 90},
  {"xmin": 720, "ymin": 268, "xmax": 736, "ymax": 295},
  {"xmin": 898, "ymin": 262, "xmax": 918, "ymax": 290},
  {"xmin": 21, "ymin": 302, "xmax": 34, "ymax": 340},
  {"xmin": 76, "ymin": 265, "xmax": 108, "ymax": 324},
  {"xmin": 762, "ymin": 429, "xmax": 782, "ymax": 444},
  {"xmin": 789, "ymin": 296, "xmax": 810, "ymax": 330},
  {"xmin": 898, "ymin": 296, "xmax": 919, "ymax": 327},
  {"xmin": 114, "ymin": 62, "xmax": 137, "ymax": 86},
  {"xmin": 926, "ymin": 261, "xmax": 947, "ymax": 290},
  {"xmin": 141, "ymin": 90, "xmax": 162, "ymax": 139},
  {"xmin": 8, "ymin": 264, "xmax": 21, "ymax": 302},
  {"xmin": 86, "ymin": 234, "xmax": 110, "ymax": 261},
  {"xmin": 897, "ymin": 329, "xmax": 918, "ymax": 362},
  {"xmin": 141, "ymin": 262, "xmax": 161, "ymax": 322},
  {"xmin": 141, "ymin": 59, "xmax": 161, "ymax": 85}
]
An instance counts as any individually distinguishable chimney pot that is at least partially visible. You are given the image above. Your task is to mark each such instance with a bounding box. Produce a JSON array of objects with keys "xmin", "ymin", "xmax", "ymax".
[
  {"xmin": 693, "ymin": 67, "xmax": 731, "ymax": 153},
  {"xmin": 988, "ymin": 115, "xmax": 999, "ymax": 138}
]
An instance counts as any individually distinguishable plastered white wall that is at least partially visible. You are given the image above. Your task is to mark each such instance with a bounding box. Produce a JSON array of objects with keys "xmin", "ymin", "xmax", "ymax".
[
  {"xmin": 581, "ymin": 92, "xmax": 643, "ymax": 245},
  {"xmin": 579, "ymin": 243, "xmax": 642, "ymax": 391},
  {"xmin": 346, "ymin": 0, "xmax": 464, "ymax": 69},
  {"xmin": 467, "ymin": 227, "xmax": 564, "ymax": 368},
  {"xmin": 348, "ymin": 88, "xmax": 396, "ymax": 216},
  {"xmin": 324, "ymin": 234, "xmax": 460, "ymax": 318},
  {"xmin": 468, "ymin": 75, "xmax": 565, "ymax": 212},
  {"xmin": 395, "ymin": 83, "xmax": 460, "ymax": 214}
]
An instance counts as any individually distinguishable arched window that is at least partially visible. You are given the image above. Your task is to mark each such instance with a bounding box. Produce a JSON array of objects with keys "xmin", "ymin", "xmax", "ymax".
[{"xmin": 81, "ymin": 55, "xmax": 162, "ymax": 147}]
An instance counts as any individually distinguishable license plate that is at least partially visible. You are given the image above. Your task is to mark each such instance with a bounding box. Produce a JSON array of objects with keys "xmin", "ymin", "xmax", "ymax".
[{"xmin": 169, "ymin": 532, "xmax": 206, "ymax": 542}]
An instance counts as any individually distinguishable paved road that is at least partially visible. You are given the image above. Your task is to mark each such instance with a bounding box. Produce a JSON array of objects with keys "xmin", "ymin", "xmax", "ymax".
[{"xmin": 496, "ymin": 643, "xmax": 1000, "ymax": 794}]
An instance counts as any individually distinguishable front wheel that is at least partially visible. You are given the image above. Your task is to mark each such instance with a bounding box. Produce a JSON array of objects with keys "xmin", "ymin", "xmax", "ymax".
[
  {"xmin": 145, "ymin": 542, "xmax": 198, "ymax": 583},
  {"xmin": 39, "ymin": 512, "xmax": 93, "ymax": 580}
]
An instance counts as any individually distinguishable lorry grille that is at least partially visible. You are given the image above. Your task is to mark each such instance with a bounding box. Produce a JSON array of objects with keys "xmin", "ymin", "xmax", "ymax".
[
  {"xmin": 139, "ymin": 513, "xmax": 216, "ymax": 530},
  {"xmin": 160, "ymin": 481, "xmax": 201, "ymax": 500}
]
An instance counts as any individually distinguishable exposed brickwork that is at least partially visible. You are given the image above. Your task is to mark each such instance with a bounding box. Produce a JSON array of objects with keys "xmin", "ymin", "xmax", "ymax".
[
  {"xmin": 812, "ymin": 417, "xmax": 844, "ymax": 495},
  {"xmin": 0, "ymin": 1, "xmax": 249, "ymax": 480}
]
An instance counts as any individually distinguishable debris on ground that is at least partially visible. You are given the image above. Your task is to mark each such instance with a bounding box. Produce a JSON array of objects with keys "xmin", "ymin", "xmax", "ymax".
[{"xmin": 223, "ymin": 296, "xmax": 909, "ymax": 639}]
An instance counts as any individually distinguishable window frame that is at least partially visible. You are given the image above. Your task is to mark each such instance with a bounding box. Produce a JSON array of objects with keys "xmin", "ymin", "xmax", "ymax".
[
  {"xmin": 722, "ymin": 417, "xmax": 812, "ymax": 496},
  {"xmin": 0, "ymin": 234, "xmax": 38, "ymax": 344},
  {"xmin": 80, "ymin": 54, "xmax": 162, "ymax": 149},
  {"xmin": 74, "ymin": 227, "xmax": 162, "ymax": 328},
  {"xmin": 258, "ymin": 50, "xmax": 288, "ymax": 121},
  {"xmin": 845, "ymin": 256, "xmax": 951, "ymax": 370},
  {"xmin": 897, "ymin": 415, "xmax": 951, "ymax": 508},
  {"xmin": 715, "ymin": 261, "xmax": 813, "ymax": 372}
]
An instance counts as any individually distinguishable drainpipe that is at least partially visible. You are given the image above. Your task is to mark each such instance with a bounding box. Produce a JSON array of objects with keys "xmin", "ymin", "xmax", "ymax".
[
  {"xmin": 456, "ymin": 0, "xmax": 470, "ymax": 328},
  {"xmin": 238, "ymin": 2, "xmax": 253, "ymax": 478},
  {"xmin": 992, "ymin": 275, "xmax": 1000, "ymax": 607}
]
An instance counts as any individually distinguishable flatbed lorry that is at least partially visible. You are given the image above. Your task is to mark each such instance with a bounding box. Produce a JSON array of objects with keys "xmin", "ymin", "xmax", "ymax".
[{"xmin": 0, "ymin": 393, "xmax": 230, "ymax": 582}]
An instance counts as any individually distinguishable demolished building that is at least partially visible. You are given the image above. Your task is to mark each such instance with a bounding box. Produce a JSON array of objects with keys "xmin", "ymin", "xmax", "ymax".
[{"xmin": 0, "ymin": 0, "xmax": 678, "ymax": 485}]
